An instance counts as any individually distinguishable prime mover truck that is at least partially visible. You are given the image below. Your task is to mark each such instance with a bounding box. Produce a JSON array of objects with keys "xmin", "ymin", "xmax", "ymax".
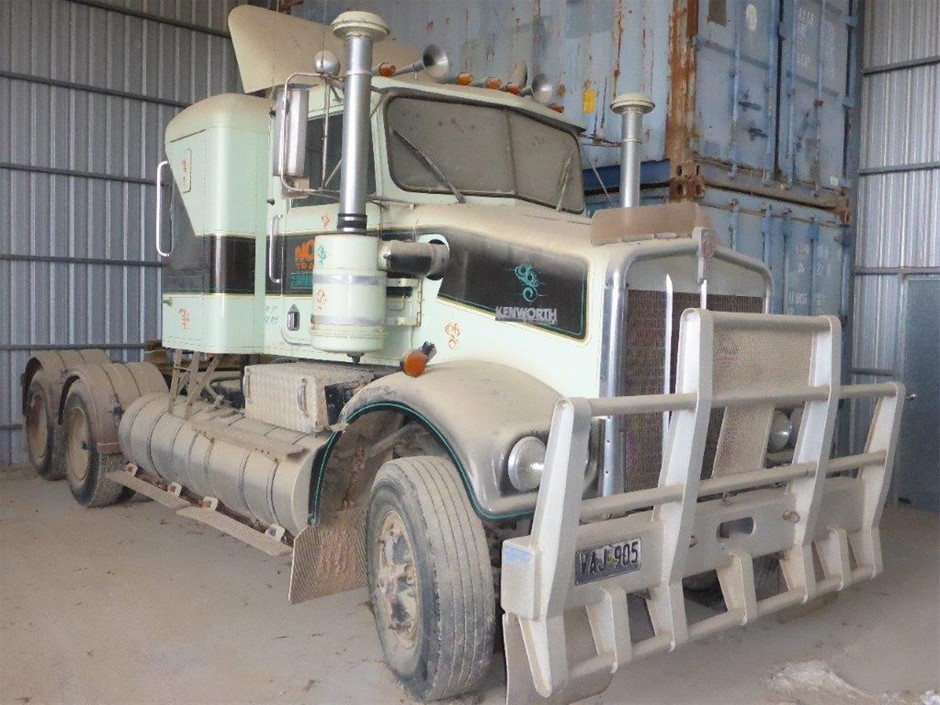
[{"xmin": 20, "ymin": 7, "xmax": 904, "ymax": 704}]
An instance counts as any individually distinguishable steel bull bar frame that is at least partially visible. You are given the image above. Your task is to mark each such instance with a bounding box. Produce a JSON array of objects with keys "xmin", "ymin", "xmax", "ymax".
[{"xmin": 500, "ymin": 310, "xmax": 904, "ymax": 704}]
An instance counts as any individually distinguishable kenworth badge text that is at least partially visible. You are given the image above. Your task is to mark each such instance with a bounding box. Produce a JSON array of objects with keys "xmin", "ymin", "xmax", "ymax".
[{"xmin": 21, "ymin": 7, "xmax": 904, "ymax": 704}]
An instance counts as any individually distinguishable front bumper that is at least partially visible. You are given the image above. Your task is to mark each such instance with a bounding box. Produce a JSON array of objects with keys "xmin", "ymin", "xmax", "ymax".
[{"xmin": 500, "ymin": 309, "xmax": 904, "ymax": 704}]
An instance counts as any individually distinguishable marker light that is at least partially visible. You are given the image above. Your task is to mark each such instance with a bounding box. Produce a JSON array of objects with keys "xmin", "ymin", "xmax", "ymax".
[
  {"xmin": 456, "ymin": 73, "xmax": 473, "ymax": 86},
  {"xmin": 400, "ymin": 341, "xmax": 437, "ymax": 378},
  {"xmin": 377, "ymin": 62, "xmax": 396, "ymax": 77}
]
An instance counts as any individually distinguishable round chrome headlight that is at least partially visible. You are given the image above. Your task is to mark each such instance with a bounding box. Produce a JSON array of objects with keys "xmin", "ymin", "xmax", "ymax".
[
  {"xmin": 508, "ymin": 436, "xmax": 546, "ymax": 491},
  {"xmin": 767, "ymin": 410, "xmax": 791, "ymax": 452}
]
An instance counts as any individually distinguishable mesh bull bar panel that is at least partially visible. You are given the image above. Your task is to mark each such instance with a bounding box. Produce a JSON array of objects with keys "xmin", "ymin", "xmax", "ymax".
[{"xmin": 500, "ymin": 310, "xmax": 904, "ymax": 704}]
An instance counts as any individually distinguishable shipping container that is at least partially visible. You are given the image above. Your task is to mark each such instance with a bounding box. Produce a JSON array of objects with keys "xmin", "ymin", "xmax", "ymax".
[{"xmin": 310, "ymin": 0, "xmax": 859, "ymax": 211}]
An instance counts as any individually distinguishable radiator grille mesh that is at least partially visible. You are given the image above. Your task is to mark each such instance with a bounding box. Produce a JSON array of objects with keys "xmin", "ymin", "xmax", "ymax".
[{"xmin": 621, "ymin": 291, "xmax": 764, "ymax": 491}]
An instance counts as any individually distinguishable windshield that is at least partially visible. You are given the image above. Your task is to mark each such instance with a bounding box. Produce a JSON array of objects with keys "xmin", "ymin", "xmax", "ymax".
[{"xmin": 385, "ymin": 96, "xmax": 584, "ymax": 213}]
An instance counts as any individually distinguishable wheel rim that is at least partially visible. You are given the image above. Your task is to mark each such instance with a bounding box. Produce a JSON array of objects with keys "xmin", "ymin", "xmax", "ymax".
[
  {"xmin": 376, "ymin": 509, "xmax": 420, "ymax": 649},
  {"xmin": 66, "ymin": 407, "xmax": 91, "ymax": 483},
  {"xmin": 25, "ymin": 393, "xmax": 49, "ymax": 465}
]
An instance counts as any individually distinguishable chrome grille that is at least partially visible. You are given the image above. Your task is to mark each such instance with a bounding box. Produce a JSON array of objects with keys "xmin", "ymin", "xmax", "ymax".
[{"xmin": 621, "ymin": 291, "xmax": 764, "ymax": 491}]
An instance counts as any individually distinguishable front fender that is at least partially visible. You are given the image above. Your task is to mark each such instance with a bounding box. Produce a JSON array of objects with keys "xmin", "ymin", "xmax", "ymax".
[{"xmin": 314, "ymin": 361, "xmax": 561, "ymax": 522}]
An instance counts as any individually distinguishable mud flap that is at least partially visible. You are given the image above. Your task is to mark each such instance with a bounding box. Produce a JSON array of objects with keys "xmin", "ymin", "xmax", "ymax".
[{"xmin": 289, "ymin": 507, "xmax": 368, "ymax": 604}]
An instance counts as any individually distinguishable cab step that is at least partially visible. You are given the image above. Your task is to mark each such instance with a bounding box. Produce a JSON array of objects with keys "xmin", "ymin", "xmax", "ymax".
[
  {"xmin": 109, "ymin": 465, "xmax": 291, "ymax": 557},
  {"xmin": 106, "ymin": 466, "xmax": 188, "ymax": 509},
  {"xmin": 177, "ymin": 501, "xmax": 292, "ymax": 557}
]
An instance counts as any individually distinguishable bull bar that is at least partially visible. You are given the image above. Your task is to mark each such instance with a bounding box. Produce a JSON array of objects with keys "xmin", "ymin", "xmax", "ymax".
[{"xmin": 500, "ymin": 309, "xmax": 904, "ymax": 704}]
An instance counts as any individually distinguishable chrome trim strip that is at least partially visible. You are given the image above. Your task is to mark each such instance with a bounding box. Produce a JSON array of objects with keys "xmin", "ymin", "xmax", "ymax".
[{"xmin": 311, "ymin": 273, "xmax": 385, "ymax": 286}]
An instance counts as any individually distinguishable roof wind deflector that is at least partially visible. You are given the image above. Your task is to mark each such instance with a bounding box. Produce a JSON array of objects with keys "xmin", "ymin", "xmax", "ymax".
[{"xmin": 227, "ymin": 5, "xmax": 422, "ymax": 94}]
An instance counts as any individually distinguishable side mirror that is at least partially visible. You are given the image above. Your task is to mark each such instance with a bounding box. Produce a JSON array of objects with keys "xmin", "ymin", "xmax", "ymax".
[{"xmin": 273, "ymin": 86, "xmax": 309, "ymax": 180}]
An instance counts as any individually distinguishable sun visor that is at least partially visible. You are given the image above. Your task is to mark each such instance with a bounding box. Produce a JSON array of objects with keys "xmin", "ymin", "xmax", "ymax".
[
  {"xmin": 590, "ymin": 202, "xmax": 716, "ymax": 246},
  {"xmin": 228, "ymin": 6, "xmax": 422, "ymax": 94}
]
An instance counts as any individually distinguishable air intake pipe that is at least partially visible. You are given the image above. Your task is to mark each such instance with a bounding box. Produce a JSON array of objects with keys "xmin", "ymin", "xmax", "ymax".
[
  {"xmin": 311, "ymin": 12, "xmax": 390, "ymax": 357},
  {"xmin": 611, "ymin": 93, "xmax": 654, "ymax": 208}
]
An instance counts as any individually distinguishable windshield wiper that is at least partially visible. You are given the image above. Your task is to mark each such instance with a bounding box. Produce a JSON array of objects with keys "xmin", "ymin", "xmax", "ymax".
[
  {"xmin": 392, "ymin": 129, "xmax": 466, "ymax": 204},
  {"xmin": 555, "ymin": 155, "xmax": 572, "ymax": 211}
]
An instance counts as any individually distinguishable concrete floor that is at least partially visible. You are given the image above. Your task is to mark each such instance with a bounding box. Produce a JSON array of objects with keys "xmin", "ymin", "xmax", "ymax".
[{"xmin": 1, "ymin": 465, "xmax": 938, "ymax": 705}]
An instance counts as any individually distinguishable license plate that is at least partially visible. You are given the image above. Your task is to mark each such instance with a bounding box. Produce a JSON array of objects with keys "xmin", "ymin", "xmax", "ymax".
[{"xmin": 575, "ymin": 538, "xmax": 642, "ymax": 585}]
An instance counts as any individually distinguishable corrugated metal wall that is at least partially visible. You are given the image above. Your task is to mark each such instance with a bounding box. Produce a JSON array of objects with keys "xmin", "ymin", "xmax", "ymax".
[
  {"xmin": 0, "ymin": 0, "xmax": 243, "ymax": 465},
  {"xmin": 851, "ymin": 0, "xmax": 939, "ymax": 453}
]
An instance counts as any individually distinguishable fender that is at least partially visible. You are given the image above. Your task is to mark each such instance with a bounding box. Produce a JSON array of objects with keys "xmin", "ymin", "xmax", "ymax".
[
  {"xmin": 312, "ymin": 360, "xmax": 561, "ymax": 523},
  {"xmin": 58, "ymin": 362, "xmax": 168, "ymax": 455},
  {"xmin": 22, "ymin": 349, "xmax": 111, "ymax": 416}
]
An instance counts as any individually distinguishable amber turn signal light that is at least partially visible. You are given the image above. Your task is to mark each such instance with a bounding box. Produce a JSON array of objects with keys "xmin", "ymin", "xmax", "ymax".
[{"xmin": 400, "ymin": 342, "xmax": 437, "ymax": 378}]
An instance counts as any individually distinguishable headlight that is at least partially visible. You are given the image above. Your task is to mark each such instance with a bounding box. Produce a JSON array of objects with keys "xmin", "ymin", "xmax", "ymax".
[
  {"xmin": 767, "ymin": 408, "xmax": 802, "ymax": 452},
  {"xmin": 508, "ymin": 436, "xmax": 546, "ymax": 491},
  {"xmin": 767, "ymin": 410, "xmax": 791, "ymax": 452}
]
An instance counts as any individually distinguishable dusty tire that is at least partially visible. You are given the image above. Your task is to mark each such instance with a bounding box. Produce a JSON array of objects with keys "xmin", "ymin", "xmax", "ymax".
[
  {"xmin": 62, "ymin": 381, "xmax": 124, "ymax": 507},
  {"xmin": 23, "ymin": 372, "xmax": 63, "ymax": 479},
  {"xmin": 367, "ymin": 456, "xmax": 495, "ymax": 702}
]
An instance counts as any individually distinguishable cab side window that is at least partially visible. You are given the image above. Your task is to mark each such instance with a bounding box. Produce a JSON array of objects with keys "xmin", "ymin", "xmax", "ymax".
[{"xmin": 296, "ymin": 113, "xmax": 375, "ymax": 208}]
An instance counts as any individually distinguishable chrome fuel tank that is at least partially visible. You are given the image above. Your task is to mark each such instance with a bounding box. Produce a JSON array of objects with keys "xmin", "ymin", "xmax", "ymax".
[{"xmin": 119, "ymin": 394, "xmax": 325, "ymax": 536}]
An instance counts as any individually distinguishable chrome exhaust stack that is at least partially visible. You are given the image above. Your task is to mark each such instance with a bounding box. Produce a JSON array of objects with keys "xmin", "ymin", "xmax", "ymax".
[
  {"xmin": 611, "ymin": 93, "xmax": 654, "ymax": 208},
  {"xmin": 332, "ymin": 11, "xmax": 388, "ymax": 234}
]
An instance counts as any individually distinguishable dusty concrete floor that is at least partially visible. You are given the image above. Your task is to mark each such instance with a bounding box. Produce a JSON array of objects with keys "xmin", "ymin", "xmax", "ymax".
[{"xmin": 1, "ymin": 465, "xmax": 938, "ymax": 705}]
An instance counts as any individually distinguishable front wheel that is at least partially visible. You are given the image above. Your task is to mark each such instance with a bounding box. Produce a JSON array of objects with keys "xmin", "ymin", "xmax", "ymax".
[{"xmin": 367, "ymin": 456, "xmax": 495, "ymax": 702}]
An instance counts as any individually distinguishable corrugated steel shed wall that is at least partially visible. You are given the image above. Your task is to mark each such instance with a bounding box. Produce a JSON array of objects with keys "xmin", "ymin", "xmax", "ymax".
[
  {"xmin": 0, "ymin": 0, "xmax": 243, "ymax": 465},
  {"xmin": 851, "ymin": 0, "xmax": 940, "ymax": 450}
]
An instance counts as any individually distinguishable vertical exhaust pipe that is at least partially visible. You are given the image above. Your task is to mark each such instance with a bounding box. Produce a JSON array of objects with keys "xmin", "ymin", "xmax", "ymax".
[
  {"xmin": 332, "ymin": 12, "xmax": 389, "ymax": 232},
  {"xmin": 611, "ymin": 93, "xmax": 654, "ymax": 208},
  {"xmin": 310, "ymin": 12, "xmax": 390, "ymax": 358}
]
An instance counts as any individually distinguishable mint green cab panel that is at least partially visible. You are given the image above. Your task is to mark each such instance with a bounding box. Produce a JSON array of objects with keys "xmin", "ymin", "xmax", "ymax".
[{"xmin": 161, "ymin": 94, "xmax": 270, "ymax": 353}]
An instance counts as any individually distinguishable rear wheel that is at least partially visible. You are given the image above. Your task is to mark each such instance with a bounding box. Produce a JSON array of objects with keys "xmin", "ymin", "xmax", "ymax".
[
  {"xmin": 24, "ymin": 372, "xmax": 62, "ymax": 479},
  {"xmin": 367, "ymin": 456, "xmax": 495, "ymax": 701},
  {"xmin": 63, "ymin": 382, "xmax": 124, "ymax": 507}
]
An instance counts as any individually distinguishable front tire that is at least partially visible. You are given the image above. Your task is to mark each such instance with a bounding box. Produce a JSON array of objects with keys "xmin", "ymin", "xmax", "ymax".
[
  {"xmin": 367, "ymin": 456, "xmax": 495, "ymax": 701},
  {"xmin": 62, "ymin": 381, "xmax": 124, "ymax": 507}
]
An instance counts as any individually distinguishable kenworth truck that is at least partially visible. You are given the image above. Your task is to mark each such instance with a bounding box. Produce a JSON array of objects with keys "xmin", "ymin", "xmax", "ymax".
[{"xmin": 20, "ymin": 7, "xmax": 904, "ymax": 704}]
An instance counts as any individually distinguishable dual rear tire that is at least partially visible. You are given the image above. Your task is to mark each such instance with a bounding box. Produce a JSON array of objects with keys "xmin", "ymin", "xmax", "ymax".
[
  {"xmin": 24, "ymin": 374, "xmax": 124, "ymax": 508},
  {"xmin": 24, "ymin": 372, "xmax": 61, "ymax": 480},
  {"xmin": 60, "ymin": 381, "xmax": 125, "ymax": 507}
]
